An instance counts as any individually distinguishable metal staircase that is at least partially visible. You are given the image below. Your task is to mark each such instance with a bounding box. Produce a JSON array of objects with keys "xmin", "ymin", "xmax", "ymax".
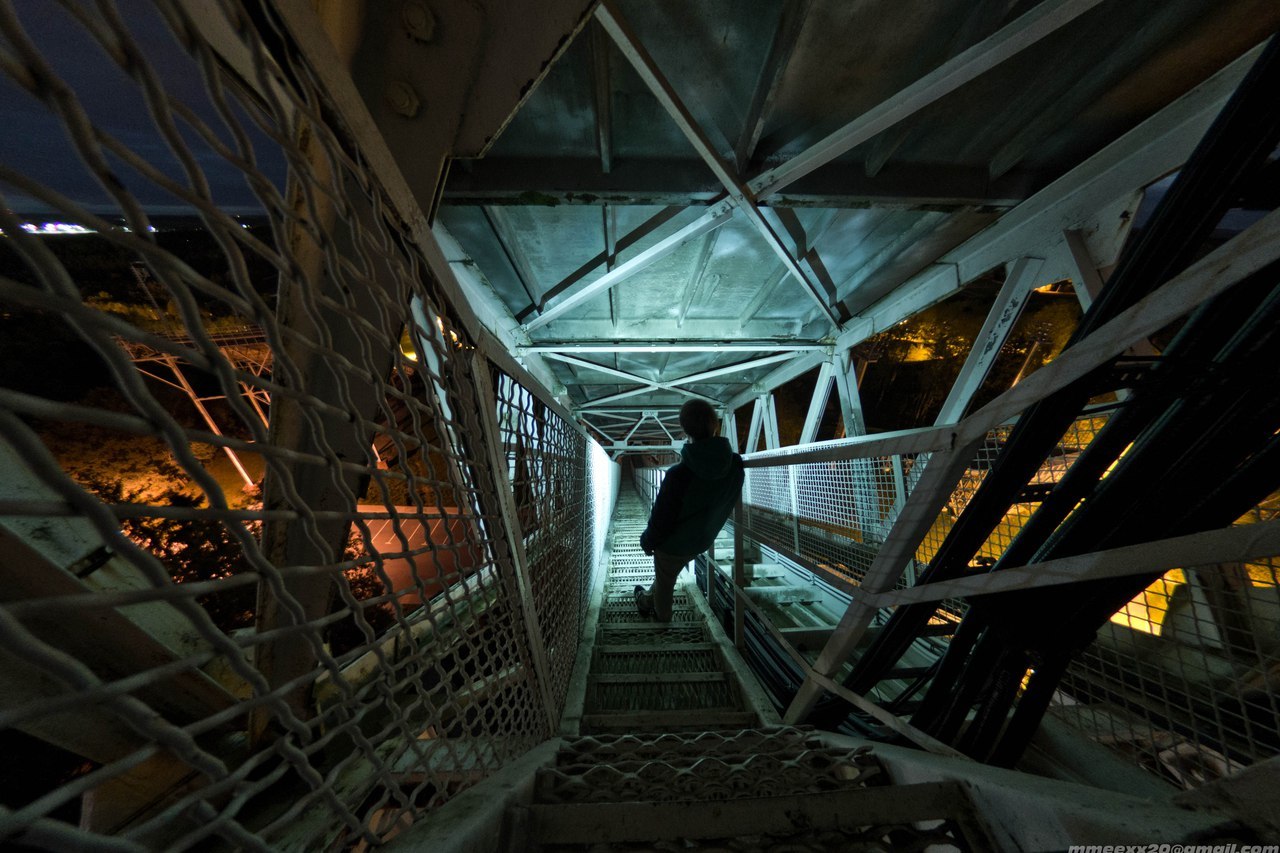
[
  {"xmin": 575, "ymin": 488, "xmax": 762, "ymax": 732},
  {"xmin": 485, "ymin": 490, "xmax": 997, "ymax": 851}
]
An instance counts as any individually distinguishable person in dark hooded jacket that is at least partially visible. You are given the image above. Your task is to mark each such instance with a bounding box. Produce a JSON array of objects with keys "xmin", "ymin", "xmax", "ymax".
[{"xmin": 636, "ymin": 399, "xmax": 744, "ymax": 621}]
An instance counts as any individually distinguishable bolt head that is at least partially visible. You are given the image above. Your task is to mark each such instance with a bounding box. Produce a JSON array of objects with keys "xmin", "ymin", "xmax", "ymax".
[
  {"xmin": 386, "ymin": 81, "xmax": 421, "ymax": 118},
  {"xmin": 402, "ymin": 1, "xmax": 436, "ymax": 42}
]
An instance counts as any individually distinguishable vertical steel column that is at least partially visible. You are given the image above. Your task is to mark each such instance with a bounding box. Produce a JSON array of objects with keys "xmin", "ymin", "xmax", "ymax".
[
  {"xmin": 890, "ymin": 454, "xmax": 911, "ymax": 578},
  {"xmin": 833, "ymin": 351, "xmax": 867, "ymax": 438},
  {"xmin": 763, "ymin": 394, "xmax": 781, "ymax": 450},
  {"xmin": 722, "ymin": 411, "xmax": 739, "ymax": 452},
  {"xmin": 745, "ymin": 395, "xmax": 766, "ymax": 453},
  {"xmin": 733, "ymin": 500, "xmax": 746, "ymax": 650}
]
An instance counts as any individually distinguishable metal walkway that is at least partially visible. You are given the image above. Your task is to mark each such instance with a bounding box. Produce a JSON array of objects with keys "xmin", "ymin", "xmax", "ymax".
[
  {"xmin": 569, "ymin": 487, "xmax": 767, "ymax": 732},
  {"xmin": 485, "ymin": 492, "xmax": 997, "ymax": 851}
]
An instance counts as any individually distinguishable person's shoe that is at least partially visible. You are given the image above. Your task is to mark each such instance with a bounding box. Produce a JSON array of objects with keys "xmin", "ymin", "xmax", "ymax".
[{"xmin": 634, "ymin": 585, "xmax": 655, "ymax": 618}]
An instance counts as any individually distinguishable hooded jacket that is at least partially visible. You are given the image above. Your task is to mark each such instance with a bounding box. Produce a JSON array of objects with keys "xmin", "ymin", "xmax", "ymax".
[{"xmin": 640, "ymin": 436, "xmax": 744, "ymax": 556}]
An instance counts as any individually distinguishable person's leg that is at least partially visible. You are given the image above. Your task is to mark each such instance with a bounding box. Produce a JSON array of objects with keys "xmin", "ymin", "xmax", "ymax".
[{"xmin": 647, "ymin": 551, "xmax": 692, "ymax": 622}]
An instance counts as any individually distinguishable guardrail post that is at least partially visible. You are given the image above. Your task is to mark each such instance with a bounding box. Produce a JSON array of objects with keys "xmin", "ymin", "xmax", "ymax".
[{"xmin": 733, "ymin": 500, "xmax": 745, "ymax": 649}]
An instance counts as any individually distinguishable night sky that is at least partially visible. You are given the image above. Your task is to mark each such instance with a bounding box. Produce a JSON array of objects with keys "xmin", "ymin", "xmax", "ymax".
[{"xmin": 0, "ymin": 0, "xmax": 284, "ymax": 218}]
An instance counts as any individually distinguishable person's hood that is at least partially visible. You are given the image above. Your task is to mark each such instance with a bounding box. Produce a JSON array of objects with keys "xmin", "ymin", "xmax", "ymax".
[{"xmin": 680, "ymin": 436, "xmax": 736, "ymax": 479}]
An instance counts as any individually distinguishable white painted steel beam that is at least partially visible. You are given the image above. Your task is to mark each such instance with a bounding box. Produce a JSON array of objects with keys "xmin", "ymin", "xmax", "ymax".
[
  {"xmin": 582, "ymin": 406, "xmax": 685, "ymax": 414},
  {"xmin": 934, "ymin": 255, "xmax": 1044, "ymax": 425},
  {"xmin": 546, "ymin": 352, "xmax": 654, "ymax": 385},
  {"xmin": 849, "ymin": 44, "xmax": 1262, "ymax": 320},
  {"xmin": 735, "ymin": 0, "xmax": 812, "ymax": 173},
  {"xmin": 741, "ymin": 202, "xmax": 1280, "ymax": 472},
  {"xmin": 763, "ymin": 394, "xmax": 781, "ymax": 450},
  {"xmin": 799, "ymin": 361, "xmax": 835, "ymax": 444},
  {"xmin": 577, "ymin": 385, "xmax": 719, "ymax": 409},
  {"xmin": 866, "ymin": 518, "xmax": 1280, "ymax": 608},
  {"xmin": 723, "ymin": 411, "xmax": 739, "ymax": 452},
  {"xmin": 724, "ymin": 45, "xmax": 1261, "ymax": 414},
  {"xmin": 521, "ymin": 202, "xmax": 734, "ymax": 332},
  {"xmin": 772, "ymin": 204, "xmax": 1280, "ymax": 724},
  {"xmin": 564, "ymin": 352, "xmax": 798, "ymax": 412},
  {"xmin": 745, "ymin": 396, "xmax": 766, "ymax": 454},
  {"xmin": 595, "ymin": 0, "xmax": 840, "ymax": 328},
  {"xmin": 832, "ymin": 350, "xmax": 868, "ymax": 439},
  {"xmin": 520, "ymin": 342, "xmax": 829, "ymax": 354},
  {"xmin": 749, "ymin": 0, "xmax": 1109, "ymax": 198},
  {"xmin": 1063, "ymin": 228, "xmax": 1106, "ymax": 310},
  {"xmin": 667, "ymin": 353, "xmax": 797, "ymax": 388}
]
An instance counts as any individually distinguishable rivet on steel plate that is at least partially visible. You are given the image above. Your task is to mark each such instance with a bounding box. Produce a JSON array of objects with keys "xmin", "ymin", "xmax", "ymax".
[{"xmin": 386, "ymin": 81, "xmax": 421, "ymax": 118}]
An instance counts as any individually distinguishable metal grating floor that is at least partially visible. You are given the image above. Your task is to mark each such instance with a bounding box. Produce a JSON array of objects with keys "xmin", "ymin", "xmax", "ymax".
[{"xmin": 578, "ymin": 487, "xmax": 755, "ymax": 732}]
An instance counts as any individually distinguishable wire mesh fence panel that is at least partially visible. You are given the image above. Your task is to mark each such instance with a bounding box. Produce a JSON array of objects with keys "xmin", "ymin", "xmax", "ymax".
[
  {"xmin": 0, "ymin": 1, "xmax": 597, "ymax": 848},
  {"xmin": 738, "ymin": 452, "xmax": 913, "ymax": 589},
  {"xmin": 492, "ymin": 369, "xmax": 602, "ymax": 721},
  {"xmin": 1054, "ymin": 553, "xmax": 1280, "ymax": 790},
  {"xmin": 634, "ymin": 466, "xmax": 663, "ymax": 507}
]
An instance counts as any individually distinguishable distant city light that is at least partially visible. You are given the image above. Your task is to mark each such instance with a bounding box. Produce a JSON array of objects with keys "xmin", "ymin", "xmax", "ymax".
[
  {"xmin": 0, "ymin": 222, "xmax": 161, "ymax": 236},
  {"xmin": 18, "ymin": 222, "xmax": 94, "ymax": 234}
]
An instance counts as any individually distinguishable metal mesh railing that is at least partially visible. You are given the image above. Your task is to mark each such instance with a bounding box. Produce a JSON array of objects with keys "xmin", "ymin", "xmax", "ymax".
[
  {"xmin": 740, "ymin": 441, "xmax": 916, "ymax": 589},
  {"xmin": 493, "ymin": 370, "xmax": 611, "ymax": 720},
  {"xmin": 0, "ymin": 1, "xmax": 613, "ymax": 848},
  {"xmin": 634, "ymin": 465, "xmax": 663, "ymax": 507},
  {"xmin": 1055, "ymin": 545, "xmax": 1280, "ymax": 789}
]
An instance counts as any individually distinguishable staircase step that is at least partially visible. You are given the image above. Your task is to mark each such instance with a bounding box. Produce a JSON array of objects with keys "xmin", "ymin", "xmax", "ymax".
[
  {"xmin": 529, "ymin": 782, "xmax": 980, "ymax": 846},
  {"xmin": 584, "ymin": 672, "xmax": 739, "ymax": 714},
  {"xmin": 579, "ymin": 709, "xmax": 757, "ymax": 732},
  {"xmin": 592, "ymin": 644, "xmax": 719, "ymax": 674},
  {"xmin": 596, "ymin": 625, "xmax": 707, "ymax": 646}
]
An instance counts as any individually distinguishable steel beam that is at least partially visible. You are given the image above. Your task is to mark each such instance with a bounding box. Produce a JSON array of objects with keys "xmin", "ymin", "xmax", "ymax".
[
  {"xmin": 726, "ymin": 45, "xmax": 1261, "ymax": 413},
  {"xmin": 520, "ymin": 341, "xmax": 828, "ymax": 354},
  {"xmin": 784, "ymin": 439, "xmax": 983, "ymax": 724},
  {"xmin": 866, "ymin": 518, "xmax": 1280, "ymax": 608},
  {"xmin": 734, "ymin": 0, "xmax": 813, "ymax": 173},
  {"xmin": 798, "ymin": 360, "xmax": 835, "ymax": 444},
  {"xmin": 577, "ymin": 385, "xmax": 718, "ymax": 409},
  {"xmin": 723, "ymin": 411, "xmax": 739, "ymax": 452},
  {"xmin": 667, "ymin": 352, "xmax": 797, "ymax": 388},
  {"xmin": 557, "ymin": 352, "xmax": 796, "ymax": 403},
  {"xmin": 745, "ymin": 396, "xmax": 766, "ymax": 454},
  {"xmin": 831, "ymin": 351, "xmax": 868, "ymax": 439},
  {"xmin": 934, "ymin": 255, "xmax": 1044, "ymax": 425},
  {"xmin": 482, "ymin": 206, "xmax": 540, "ymax": 311},
  {"xmin": 589, "ymin": 21, "xmax": 614, "ymax": 174},
  {"xmin": 1063, "ymin": 228, "xmax": 1106, "ymax": 310},
  {"xmin": 862, "ymin": 0, "xmax": 1012, "ymax": 178},
  {"xmin": 858, "ymin": 45, "xmax": 1261, "ymax": 316},
  {"xmin": 749, "ymin": 0, "xmax": 1108, "ymax": 198},
  {"xmin": 595, "ymin": 0, "xmax": 840, "ymax": 328},
  {"xmin": 738, "ymin": 266, "xmax": 790, "ymax": 326},
  {"xmin": 521, "ymin": 202, "xmax": 734, "ymax": 332},
  {"xmin": 442, "ymin": 157, "xmax": 1035, "ymax": 210},
  {"xmin": 762, "ymin": 394, "xmax": 781, "ymax": 450},
  {"xmin": 676, "ymin": 230, "xmax": 721, "ymax": 328},
  {"xmin": 985, "ymin": 0, "xmax": 1197, "ymax": 181}
]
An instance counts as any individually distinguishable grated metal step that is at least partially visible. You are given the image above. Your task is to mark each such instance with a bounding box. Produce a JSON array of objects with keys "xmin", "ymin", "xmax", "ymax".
[{"xmin": 578, "ymin": 486, "xmax": 757, "ymax": 733}]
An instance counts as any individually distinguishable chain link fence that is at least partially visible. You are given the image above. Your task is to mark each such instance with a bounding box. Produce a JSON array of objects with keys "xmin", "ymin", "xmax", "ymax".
[{"xmin": 0, "ymin": 0, "xmax": 613, "ymax": 848}]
